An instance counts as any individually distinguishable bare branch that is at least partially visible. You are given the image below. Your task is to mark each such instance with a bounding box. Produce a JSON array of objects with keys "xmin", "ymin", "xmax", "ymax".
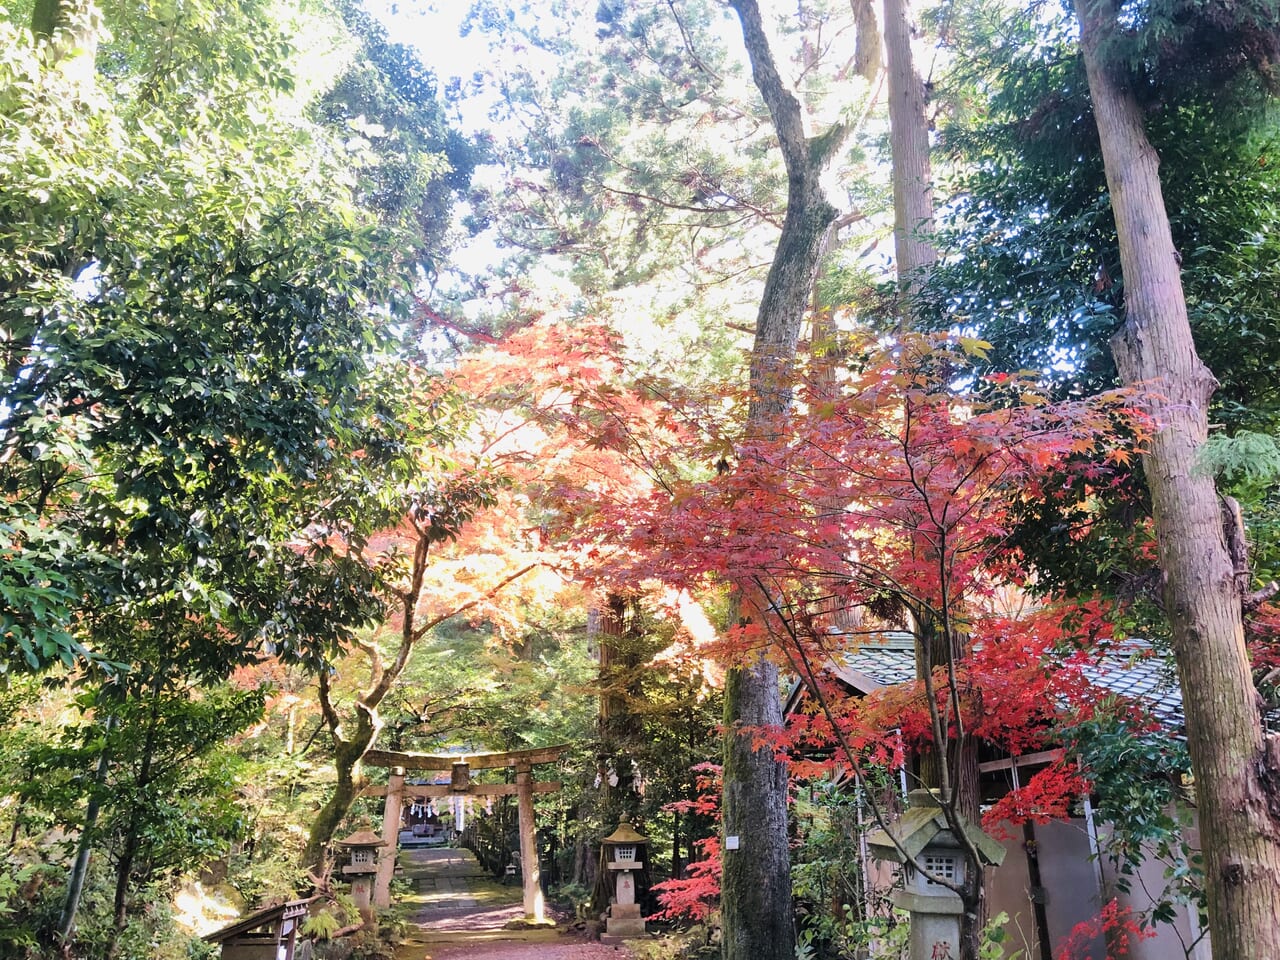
[
  {"xmin": 410, "ymin": 563, "xmax": 539, "ymax": 645},
  {"xmin": 317, "ymin": 671, "xmax": 343, "ymax": 740}
]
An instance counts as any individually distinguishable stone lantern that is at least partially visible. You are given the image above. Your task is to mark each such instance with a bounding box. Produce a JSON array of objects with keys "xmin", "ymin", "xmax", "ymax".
[
  {"xmin": 866, "ymin": 790, "xmax": 1006, "ymax": 960},
  {"xmin": 335, "ymin": 829, "xmax": 388, "ymax": 918},
  {"xmin": 601, "ymin": 820, "xmax": 648, "ymax": 939}
]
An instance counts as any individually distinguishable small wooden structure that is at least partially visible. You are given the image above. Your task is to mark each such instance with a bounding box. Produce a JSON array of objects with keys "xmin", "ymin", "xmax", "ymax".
[
  {"xmin": 362, "ymin": 744, "xmax": 567, "ymax": 921},
  {"xmin": 335, "ymin": 829, "xmax": 386, "ymax": 918},
  {"xmin": 601, "ymin": 820, "xmax": 648, "ymax": 939},
  {"xmin": 204, "ymin": 898, "xmax": 310, "ymax": 960}
]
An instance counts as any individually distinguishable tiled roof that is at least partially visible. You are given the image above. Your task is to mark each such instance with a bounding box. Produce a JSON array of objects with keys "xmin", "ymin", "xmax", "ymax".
[
  {"xmin": 826, "ymin": 633, "xmax": 1188, "ymax": 734},
  {"xmin": 1077, "ymin": 649, "xmax": 1185, "ymax": 732}
]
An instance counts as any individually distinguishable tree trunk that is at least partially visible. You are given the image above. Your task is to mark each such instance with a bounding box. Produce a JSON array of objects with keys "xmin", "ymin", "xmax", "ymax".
[
  {"xmin": 850, "ymin": 0, "xmax": 881, "ymax": 82},
  {"xmin": 597, "ymin": 593, "xmax": 643, "ymax": 815},
  {"xmin": 1075, "ymin": 2, "xmax": 1280, "ymax": 957},
  {"xmin": 106, "ymin": 695, "xmax": 161, "ymax": 959},
  {"xmin": 302, "ymin": 702, "xmax": 376, "ymax": 872},
  {"xmin": 721, "ymin": 657, "xmax": 793, "ymax": 960},
  {"xmin": 882, "ymin": 12, "xmax": 989, "ymax": 949},
  {"xmin": 300, "ymin": 548, "xmax": 531, "ymax": 873},
  {"xmin": 58, "ymin": 715, "xmax": 114, "ymax": 945},
  {"xmin": 883, "ymin": 0, "xmax": 936, "ymax": 294},
  {"xmin": 720, "ymin": 4, "xmax": 852, "ymax": 958}
]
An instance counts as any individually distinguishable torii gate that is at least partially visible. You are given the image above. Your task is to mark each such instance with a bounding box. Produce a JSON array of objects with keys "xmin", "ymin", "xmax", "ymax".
[{"xmin": 360, "ymin": 744, "xmax": 567, "ymax": 921}]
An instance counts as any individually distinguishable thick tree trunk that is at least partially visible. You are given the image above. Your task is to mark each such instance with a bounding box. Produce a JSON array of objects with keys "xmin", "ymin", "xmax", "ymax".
[
  {"xmin": 720, "ymin": 4, "xmax": 851, "ymax": 958},
  {"xmin": 1075, "ymin": 2, "xmax": 1280, "ymax": 957},
  {"xmin": 302, "ymin": 744, "xmax": 366, "ymax": 873},
  {"xmin": 588, "ymin": 593, "xmax": 645, "ymax": 916},
  {"xmin": 302, "ymin": 701, "xmax": 376, "ymax": 873},
  {"xmin": 721, "ymin": 657, "xmax": 793, "ymax": 959},
  {"xmin": 883, "ymin": 0, "xmax": 936, "ymax": 292},
  {"xmin": 882, "ymin": 15, "xmax": 985, "ymax": 948},
  {"xmin": 597, "ymin": 593, "xmax": 643, "ymax": 805}
]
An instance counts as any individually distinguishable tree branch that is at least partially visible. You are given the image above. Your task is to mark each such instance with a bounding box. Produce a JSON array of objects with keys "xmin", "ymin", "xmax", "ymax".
[
  {"xmin": 410, "ymin": 563, "xmax": 539, "ymax": 645},
  {"xmin": 729, "ymin": 0, "xmax": 810, "ymax": 177},
  {"xmin": 317, "ymin": 671, "xmax": 343, "ymax": 741}
]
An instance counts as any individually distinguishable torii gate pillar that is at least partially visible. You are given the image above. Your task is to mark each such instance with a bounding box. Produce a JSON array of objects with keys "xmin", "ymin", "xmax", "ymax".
[
  {"xmin": 373, "ymin": 767, "xmax": 405, "ymax": 909},
  {"xmin": 515, "ymin": 761, "xmax": 544, "ymax": 921}
]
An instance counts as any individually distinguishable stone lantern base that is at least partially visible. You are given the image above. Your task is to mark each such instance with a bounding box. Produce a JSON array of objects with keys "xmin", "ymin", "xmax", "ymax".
[{"xmin": 605, "ymin": 902, "xmax": 646, "ymax": 938}]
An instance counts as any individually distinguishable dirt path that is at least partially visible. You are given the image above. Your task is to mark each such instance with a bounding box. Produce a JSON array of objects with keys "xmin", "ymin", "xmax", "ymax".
[
  {"xmin": 420, "ymin": 942, "xmax": 638, "ymax": 960},
  {"xmin": 394, "ymin": 845, "xmax": 636, "ymax": 960}
]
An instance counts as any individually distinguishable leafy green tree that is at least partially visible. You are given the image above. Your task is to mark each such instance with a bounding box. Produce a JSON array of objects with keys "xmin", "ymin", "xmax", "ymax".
[
  {"xmin": 919, "ymin": 1, "xmax": 1280, "ymax": 431},
  {"xmin": 2, "ymin": 0, "xmax": 393, "ymax": 675},
  {"xmin": 314, "ymin": 0, "xmax": 479, "ymax": 270},
  {"xmin": 463, "ymin": 0, "xmax": 778, "ymax": 308},
  {"xmin": 379, "ymin": 602, "xmax": 599, "ymax": 756},
  {"xmin": 23, "ymin": 681, "xmax": 260, "ymax": 955},
  {"xmin": 452, "ymin": 0, "xmax": 886, "ymax": 375},
  {"xmin": 1, "ymin": 0, "xmax": 476, "ymax": 950}
]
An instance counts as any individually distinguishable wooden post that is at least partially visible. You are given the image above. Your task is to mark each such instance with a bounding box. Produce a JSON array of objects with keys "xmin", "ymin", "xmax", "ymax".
[
  {"xmin": 516, "ymin": 762, "xmax": 544, "ymax": 921},
  {"xmin": 374, "ymin": 767, "xmax": 405, "ymax": 909}
]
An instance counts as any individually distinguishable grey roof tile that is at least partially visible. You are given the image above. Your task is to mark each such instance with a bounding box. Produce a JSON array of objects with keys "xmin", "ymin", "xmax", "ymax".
[{"xmin": 838, "ymin": 636, "xmax": 1189, "ymax": 734}]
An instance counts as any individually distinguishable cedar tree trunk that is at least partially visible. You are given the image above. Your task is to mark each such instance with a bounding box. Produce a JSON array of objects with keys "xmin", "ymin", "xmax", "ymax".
[
  {"xmin": 883, "ymin": 0, "xmax": 936, "ymax": 293},
  {"xmin": 1076, "ymin": 2, "xmax": 1280, "ymax": 956},
  {"xmin": 883, "ymin": 10, "xmax": 986, "ymax": 951}
]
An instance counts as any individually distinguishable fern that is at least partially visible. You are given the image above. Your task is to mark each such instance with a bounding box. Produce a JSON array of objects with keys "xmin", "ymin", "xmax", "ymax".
[
  {"xmin": 301, "ymin": 910, "xmax": 342, "ymax": 941},
  {"xmin": 1197, "ymin": 430, "xmax": 1280, "ymax": 482}
]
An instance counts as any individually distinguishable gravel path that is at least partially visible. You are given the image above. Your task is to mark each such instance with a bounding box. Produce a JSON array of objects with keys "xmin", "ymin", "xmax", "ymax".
[
  {"xmin": 421, "ymin": 940, "xmax": 638, "ymax": 960},
  {"xmin": 395, "ymin": 845, "xmax": 636, "ymax": 960}
]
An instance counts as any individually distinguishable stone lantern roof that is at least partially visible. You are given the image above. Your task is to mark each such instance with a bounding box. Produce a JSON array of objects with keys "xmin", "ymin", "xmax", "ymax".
[
  {"xmin": 601, "ymin": 821, "xmax": 648, "ymax": 845},
  {"xmin": 335, "ymin": 829, "xmax": 387, "ymax": 848},
  {"xmin": 866, "ymin": 790, "xmax": 1006, "ymax": 867}
]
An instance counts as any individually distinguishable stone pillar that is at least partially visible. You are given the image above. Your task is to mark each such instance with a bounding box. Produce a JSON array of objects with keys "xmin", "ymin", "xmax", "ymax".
[
  {"xmin": 351, "ymin": 875, "xmax": 374, "ymax": 922},
  {"xmin": 515, "ymin": 762, "xmax": 545, "ymax": 921},
  {"xmin": 605, "ymin": 861, "xmax": 647, "ymax": 938},
  {"xmin": 892, "ymin": 886, "xmax": 962, "ymax": 960},
  {"xmin": 373, "ymin": 767, "xmax": 405, "ymax": 909}
]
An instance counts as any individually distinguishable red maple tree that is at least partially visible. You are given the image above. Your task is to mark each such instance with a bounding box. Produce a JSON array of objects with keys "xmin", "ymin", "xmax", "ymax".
[
  {"xmin": 576, "ymin": 333, "xmax": 1149, "ymax": 931},
  {"xmin": 449, "ymin": 327, "xmax": 1163, "ymax": 946}
]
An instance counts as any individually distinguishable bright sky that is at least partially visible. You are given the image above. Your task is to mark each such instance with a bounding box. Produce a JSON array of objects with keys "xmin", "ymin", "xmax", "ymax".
[
  {"xmin": 364, "ymin": 1, "xmax": 481, "ymax": 85},
  {"xmin": 353, "ymin": 0, "xmax": 885, "ymax": 351}
]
